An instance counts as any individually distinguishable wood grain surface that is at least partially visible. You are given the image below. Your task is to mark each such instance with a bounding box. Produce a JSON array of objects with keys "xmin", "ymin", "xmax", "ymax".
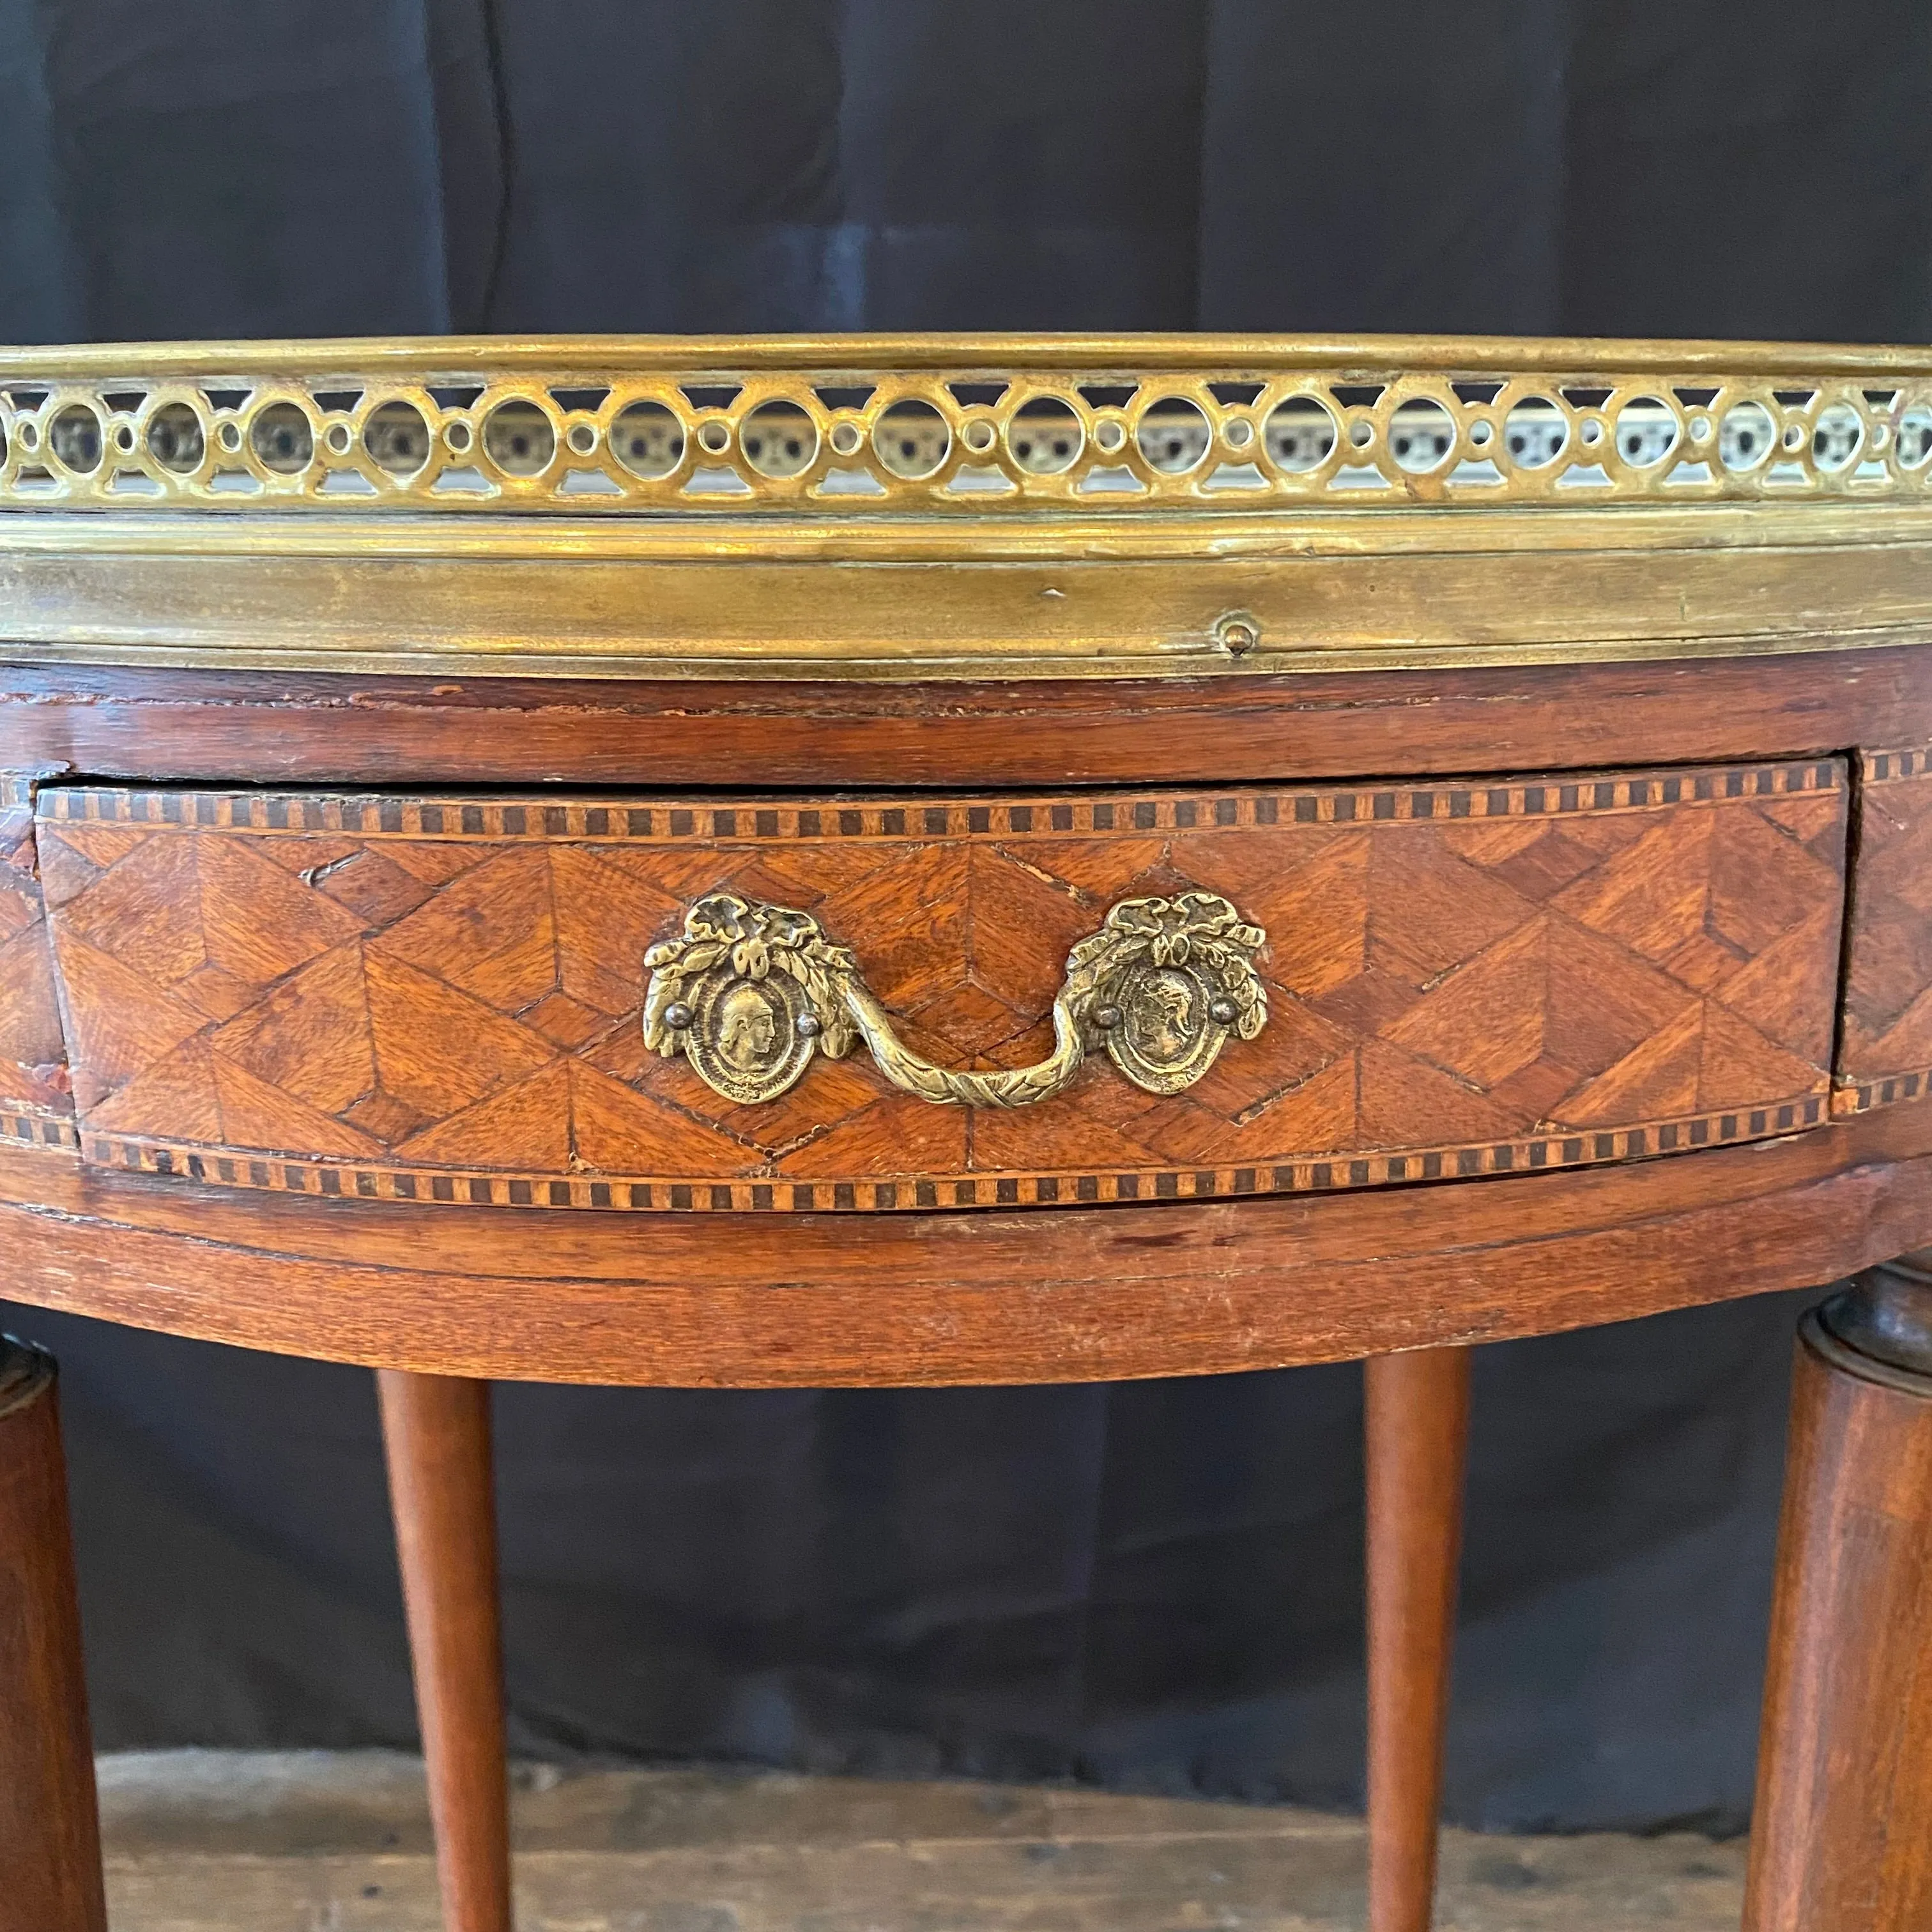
[
  {"xmin": 1743, "ymin": 1319, "xmax": 1932, "ymax": 1931},
  {"xmin": 0, "ymin": 774, "xmax": 73, "ymax": 1134},
  {"xmin": 1836, "ymin": 744, "xmax": 1932, "ymax": 1112},
  {"xmin": 0, "ymin": 1345, "xmax": 106, "ymax": 1932},
  {"xmin": 36, "ymin": 763, "xmax": 1847, "ymax": 1211},
  {"xmin": 0, "ymin": 1098, "xmax": 1926, "ymax": 1386},
  {"xmin": 91, "ymin": 1754, "xmax": 1754, "ymax": 1932},
  {"xmin": 1365, "ymin": 1348, "xmax": 1471, "ymax": 1932},
  {"xmin": 1, "ymin": 650, "xmax": 1930, "ymax": 790},
  {"xmin": 378, "ymin": 1374, "xmax": 511, "ymax": 1932}
]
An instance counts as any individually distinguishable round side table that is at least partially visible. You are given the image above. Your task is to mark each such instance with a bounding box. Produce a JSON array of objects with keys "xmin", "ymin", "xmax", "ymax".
[{"xmin": 0, "ymin": 334, "xmax": 1929, "ymax": 1932}]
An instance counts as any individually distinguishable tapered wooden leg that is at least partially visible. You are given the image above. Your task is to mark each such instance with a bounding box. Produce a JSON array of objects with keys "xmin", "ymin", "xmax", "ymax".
[
  {"xmin": 1744, "ymin": 1253, "xmax": 1932, "ymax": 1931},
  {"xmin": 0, "ymin": 1339, "xmax": 106, "ymax": 1932},
  {"xmin": 1365, "ymin": 1345, "xmax": 1471, "ymax": 1932},
  {"xmin": 378, "ymin": 1370, "xmax": 512, "ymax": 1932}
]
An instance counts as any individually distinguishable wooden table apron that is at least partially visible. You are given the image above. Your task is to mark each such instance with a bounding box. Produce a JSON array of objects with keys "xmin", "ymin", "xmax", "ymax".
[{"xmin": 2, "ymin": 332, "xmax": 1932, "ymax": 1932}]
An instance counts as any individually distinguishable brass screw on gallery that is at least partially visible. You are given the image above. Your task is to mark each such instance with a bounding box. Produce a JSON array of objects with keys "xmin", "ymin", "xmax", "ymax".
[{"xmin": 1215, "ymin": 611, "xmax": 1261, "ymax": 656}]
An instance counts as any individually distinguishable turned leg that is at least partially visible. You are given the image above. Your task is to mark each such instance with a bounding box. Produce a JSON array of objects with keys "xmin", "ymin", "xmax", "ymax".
[
  {"xmin": 0, "ymin": 1339, "xmax": 106, "ymax": 1932},
  {"xmin": 1744, "ymin": 1254, "xmax": 1932, "ymax": 1931},
  {"xmin": 378, "ymin": 1370, "xmax": 512, "ymax": 1932},
  {"xmin": 1364, "ymin": 1345, "xmax": 1471, "ymax": 1932}
]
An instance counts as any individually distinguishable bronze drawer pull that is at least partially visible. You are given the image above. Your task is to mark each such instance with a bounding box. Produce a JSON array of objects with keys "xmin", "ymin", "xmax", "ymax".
[{"xmin": 643, "ymin": 891, "xmax": 1269, "ymax": 1107}]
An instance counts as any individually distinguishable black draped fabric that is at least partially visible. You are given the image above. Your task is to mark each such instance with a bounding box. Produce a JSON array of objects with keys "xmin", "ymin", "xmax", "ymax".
[
  {"xmin": 0, "ymin": 0, "xmax": 1915, "ymax": 1832},
  {"xmin": 5, "ymin": 0, "xmax": 1929, "ymax": 344}
]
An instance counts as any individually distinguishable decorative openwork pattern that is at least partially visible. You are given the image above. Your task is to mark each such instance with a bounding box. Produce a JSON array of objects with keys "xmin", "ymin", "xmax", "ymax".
[{"xmin": 4, "ymin": 346, "xmax": 1931, "ymax": 511}]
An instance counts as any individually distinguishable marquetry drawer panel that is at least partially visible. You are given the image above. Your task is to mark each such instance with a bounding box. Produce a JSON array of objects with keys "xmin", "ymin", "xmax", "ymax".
[
  {"xmin": 0, "ymin": 775, "xmax": 73, "ymax": 1146},
  {"xmin": 1835, "ymin": 744, "xmax": 1932, "ymax": 1114},
  {"xmin": 35, "ymin": 765, "xmax": 1847, "ymax": 1211}
]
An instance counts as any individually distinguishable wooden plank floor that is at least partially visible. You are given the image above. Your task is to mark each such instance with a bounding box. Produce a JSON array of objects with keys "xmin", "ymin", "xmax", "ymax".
[{"xmin": 98, "ymin": 1751, "xmax": 1747, "ymax": 1931}]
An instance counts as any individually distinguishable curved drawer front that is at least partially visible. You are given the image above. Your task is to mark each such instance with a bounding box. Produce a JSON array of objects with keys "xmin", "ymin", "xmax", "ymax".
[
  {"xmin": 1835, "ymin": 744, "xmax": 1932, "ymax": 1114},
  {"xmin": 37, "ymin": 765, "xmax": 1846, "ymax": 1211}
]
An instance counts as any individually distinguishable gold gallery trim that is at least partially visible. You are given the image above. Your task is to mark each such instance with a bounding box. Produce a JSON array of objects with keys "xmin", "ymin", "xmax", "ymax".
[
  {"xmin": 6, "ymin": 335, "xmax": 1931, "ymax": 684},
  {"xmin": 4, "ymin": 333, "xmax": 1932, "ymax": 515},
  {"xmin": 9, "ymin": 333, "xmax": 1932, "ymax": 378}
]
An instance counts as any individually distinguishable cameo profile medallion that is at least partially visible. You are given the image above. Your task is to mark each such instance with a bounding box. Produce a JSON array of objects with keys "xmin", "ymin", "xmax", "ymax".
[
  {"xmin": 682, "ymin": 962, "xmax": 818, "ymax": 1105},
  {"xmin": 1104, "ymin": 958, "xmax": 1229, "ymax": 1094}
]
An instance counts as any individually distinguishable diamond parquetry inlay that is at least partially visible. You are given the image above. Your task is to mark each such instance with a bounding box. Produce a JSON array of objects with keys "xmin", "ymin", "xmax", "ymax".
[{"xmin": 34, "ymin": 766, "xmax": 1846, "ymax": 1210}]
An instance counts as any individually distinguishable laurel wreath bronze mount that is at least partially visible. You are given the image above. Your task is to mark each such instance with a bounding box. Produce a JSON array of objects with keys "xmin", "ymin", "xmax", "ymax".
[{"xmin": 642, "ymin": 891, "xmax": 1269, "ymax": 1108}]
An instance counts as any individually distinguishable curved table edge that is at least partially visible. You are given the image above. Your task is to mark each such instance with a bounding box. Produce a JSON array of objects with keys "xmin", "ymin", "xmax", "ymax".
[{"xmin": 0, "ymin": 1103, "xmax": 1925, "ymax": 1386}]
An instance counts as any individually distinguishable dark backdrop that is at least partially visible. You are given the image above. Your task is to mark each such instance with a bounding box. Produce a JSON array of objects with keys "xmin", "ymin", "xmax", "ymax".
[{"xmin": 0, "ymin": 0, "xmax": 1917, "ymax": 1832}]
